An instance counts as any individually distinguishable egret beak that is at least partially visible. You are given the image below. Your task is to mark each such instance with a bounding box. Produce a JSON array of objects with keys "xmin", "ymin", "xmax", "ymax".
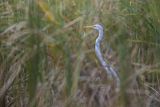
[{"xmin": 84, "ymin": 25, "xmax": 94, "ymax": 29}]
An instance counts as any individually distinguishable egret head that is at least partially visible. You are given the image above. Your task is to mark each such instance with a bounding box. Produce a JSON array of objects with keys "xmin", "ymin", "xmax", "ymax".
[
  {"xmin": 93, "ymin": 24, "xmax": 103, "ymax": 31},
  {"xmin": 84, "ymin": 24, "xmax": 103, "ymax": 32}
]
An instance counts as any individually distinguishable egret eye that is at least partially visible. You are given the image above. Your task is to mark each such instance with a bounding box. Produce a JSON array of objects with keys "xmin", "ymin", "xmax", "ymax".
[{"xmin": 93, "ymin": 25, "xmax": 98, "ymax": 30}]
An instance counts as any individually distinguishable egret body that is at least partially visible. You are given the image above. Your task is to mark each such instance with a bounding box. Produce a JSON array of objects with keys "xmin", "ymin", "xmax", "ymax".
[{"xmin": 85, "ymin": 24, "xmax": 120, "ymax": 92}]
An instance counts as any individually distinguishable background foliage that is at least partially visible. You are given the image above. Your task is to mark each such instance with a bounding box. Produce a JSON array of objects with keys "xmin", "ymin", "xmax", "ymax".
[{"xmin": 0, "ymin": 0, "xmax": 160, "ymax": 107}]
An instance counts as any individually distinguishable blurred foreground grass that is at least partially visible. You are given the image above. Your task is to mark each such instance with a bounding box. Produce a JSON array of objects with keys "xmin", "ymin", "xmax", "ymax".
[{"xmin": 0, "ymin": 0, "xmax": 160, "ymax": 107}]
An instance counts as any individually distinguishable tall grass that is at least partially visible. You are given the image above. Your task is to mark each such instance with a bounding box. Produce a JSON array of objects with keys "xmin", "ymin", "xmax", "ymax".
[{"xmin": 0, "ymin": 0, "xmax": 160, "ymax": 107}]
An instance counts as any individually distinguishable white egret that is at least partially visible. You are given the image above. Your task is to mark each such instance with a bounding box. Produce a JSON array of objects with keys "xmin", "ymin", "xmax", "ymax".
[{"xmin": 85, "ymin": 24, "xmax": 120, "ymax": 92}]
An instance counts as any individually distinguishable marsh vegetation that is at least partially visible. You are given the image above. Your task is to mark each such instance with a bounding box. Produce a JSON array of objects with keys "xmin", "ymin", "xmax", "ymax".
[{"xmin": 0, "ymin": 0, "xmax": 160, "ymax": 107}]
